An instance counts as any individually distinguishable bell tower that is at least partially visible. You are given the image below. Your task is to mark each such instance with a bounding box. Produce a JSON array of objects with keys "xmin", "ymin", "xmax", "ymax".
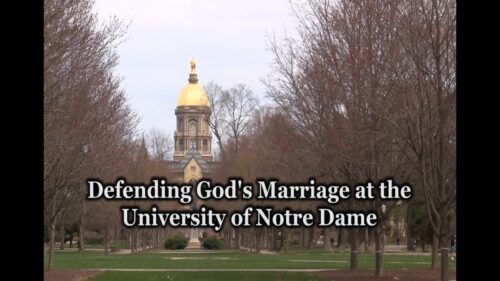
[{"xmin": 173, "ymin": 59, "xmax": 213, "ymax": 162}]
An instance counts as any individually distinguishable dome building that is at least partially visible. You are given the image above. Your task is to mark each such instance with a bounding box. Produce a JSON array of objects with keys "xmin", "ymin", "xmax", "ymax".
[
  {"xmin": 166, "ymin": 59, "xmax": 216, "ymax": 248},
  {"xmin": 173, "ymin": 58, "xmax": 213, "ymax": 164}
]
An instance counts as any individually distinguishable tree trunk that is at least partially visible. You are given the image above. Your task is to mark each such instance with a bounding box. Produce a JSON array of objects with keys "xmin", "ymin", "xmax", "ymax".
[
  {"xmin": 127, "ymin": 231, "xmax": 133, "ymax": 252},
  {"xmin": 78, "ymin": 223, "xmax": 85, "ymax": 252},
  {"xmin": 48, "ymin": 219, "xmax": 57, "ymax": 270},
  {"xmin": 157, "ymin": 229, "xmax": 161, "ymax": 249},
  {"xmin": 241, "ymin": 230, "xmax": 246, "ymax": 249},
  {"xmin": 307, "ymin": 227, "xmax": 315, "ymax": 249},
  {"xmin": 263, "ymin": 228, "xmax": 268, "ymax": 249},
  {"xmin": 104, "ymin": 228, "xmax": 109, "ymax": 256},
  {"xmin": 272, "ymin": 229, "xmax": 278, "ymax": 251},
  {"xmin": 130, "ymin": 231, "xmax": 136, "ymax": 254},
  {"xmin": 406, "ymin": 205, "xmax": 415, "ymax": 251},
  {"xmin": 350, "ymin": 228, "xmax": 359, "ymax": 270},
  {"xmin": 152, "ymin": 230, "xmax": 156, "ymax": 249},
  {"xmin": 133, "ymin": 231, "xmax": 137, "ymax": 253},
  {"xmin": 48, "ymin": 197, "xmax": 58, "ymax": 270},
  {"xmin": 300, "ymin": 227, "xmax": 305, "ymax": 248},
  {"xmin": 134, "ymin": 231, "xmax": 139, "ymax": 253},
  {"xmin": 283, "ymin": 229, "xmax": 289, "ymax": 253},
  {"xmin": 269, "ymin": 229, "xmax": 273, "ymax": 250},
  {"xmin": 337, "ymin": 228, "xmax": 347, "ymax": 249},
  {"xmin": 364, "ymin": 228, "xmax": 369, "ymax": 252},
  {"xmin": 59, "ymin": 222, "xmax": 65, "ymax": 250},
  {"xmin": 154, "ymin": 229, "xmax": 158, "ymax": 249},
  {"xmin": 431, "ymin": 234, "xmax": 438, "ymax": 268},
  {"xmin": 255, "ymin": 229, "xmax": 261, "ymax": 253},
  {"xmin": 115, "ymin": 227, "xmax": 120, "ymax": 243},
  {"xmin": 323, "ymin": 228, "xmax": 332, "ymax": 251},
  {"xmin": 78, "ymin": 200, "xmax": 86, "ymax": 252},
  {"xmin": 440, "ymin": 235, "xmax": 450, "ymax": 281},
  {"xmin": 235, "ymin": 228, "xmax": 240, "ymax": 249},
  {"xmin": 440, "ymin": 245, "xmax": 449, "ymax": 281},
  {"xmin": 374, "ymin": 227, "xmax": 384, "ymax": 277},
  {"xmin": 137, "ymin": 231, "xmax": 142, "ymax": 251}
]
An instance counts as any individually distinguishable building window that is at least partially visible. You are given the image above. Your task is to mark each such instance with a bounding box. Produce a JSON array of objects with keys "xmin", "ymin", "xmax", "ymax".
[
  {"xmin": 189, "ymin": 121, "xmax": 197, "ymax": 136},
  {"xmin": 179, "ymin": 139, "xmax": 184, "ymax": 151},
  {"xmin": 205, "ymin": 118, "xmax": 209, "ymax": 132},
  {"xmin": 191, "ymin": 166, "xmax": 196, "ymax": 172},
  {"xmin": 203, "ymin": 139, "xmax": 208, "ymax": 151},
  {"xmin": 178, "ymin": 118, "xmax": 184, "ymax": 132}
]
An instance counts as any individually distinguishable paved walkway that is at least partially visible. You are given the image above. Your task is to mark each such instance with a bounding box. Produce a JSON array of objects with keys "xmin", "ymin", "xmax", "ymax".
[{"xmin": 82, "ymin": 268, "xmax": 337, "ymax": 272}]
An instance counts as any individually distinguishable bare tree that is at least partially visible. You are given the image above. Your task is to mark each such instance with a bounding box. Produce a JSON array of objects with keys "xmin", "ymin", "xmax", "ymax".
[
  {"xmin": 146, "ymin": 128, "xmax": 173, "ymax": 161},
  {"xmin": 205, "ymin": 82, "xmax": 227, "ymax": 160},
  {"xmin": 223, "ymin": 84, "xmax": 258, "ymax": 157},
  {"xmin": 392, "ymin": 1, "xmax": 456, "ymax": 279},
  {"xmin": 206, "ymin": 82, "xmax": 258, "ymax": 159},
  {"xmin": 264, "ymin": 0, "xmax": 454, "ymax": 278},
  {"xmin": 44, "ymin": 0, "xmax": 136, "ymax": 269}
]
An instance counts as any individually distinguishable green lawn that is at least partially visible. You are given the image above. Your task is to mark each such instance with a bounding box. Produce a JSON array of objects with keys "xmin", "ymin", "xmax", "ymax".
[
  {"xmin": 90, "ymin": 271, "xmax": 323, "ymax": 281},
  {"xmin": 45, "ymin": 249, "xmax": 455, "ymax": 270}
]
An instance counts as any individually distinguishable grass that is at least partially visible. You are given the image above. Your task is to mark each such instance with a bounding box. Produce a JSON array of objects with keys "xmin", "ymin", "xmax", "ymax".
[
  {"xmin": 90, "ymin": 271, "xmax": 323, "ymax": 281},
  {"xmin": 45, "ymin": 249, "xmax": 456, "ymax": 270},
  {"xmin": 45, "ymin": 249, "xmax": 456, "ymax": 281}
]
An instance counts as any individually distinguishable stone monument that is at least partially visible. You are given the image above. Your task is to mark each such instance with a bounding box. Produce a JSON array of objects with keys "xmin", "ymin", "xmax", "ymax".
[{"xmin": 186, "ymin": 182, "xmax": 202, "ymax": 249}]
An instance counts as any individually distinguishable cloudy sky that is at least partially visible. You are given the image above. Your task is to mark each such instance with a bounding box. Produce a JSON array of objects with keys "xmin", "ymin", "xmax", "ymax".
[{"xmin": 94, "ymin": 0, "xmax": 298, "ymax": 136}]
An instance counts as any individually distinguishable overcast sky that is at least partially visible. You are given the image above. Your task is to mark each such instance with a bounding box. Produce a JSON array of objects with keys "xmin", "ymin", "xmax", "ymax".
[{"xmin": 93, "ymin": 0, "xmax": 298, "ymax": 137}]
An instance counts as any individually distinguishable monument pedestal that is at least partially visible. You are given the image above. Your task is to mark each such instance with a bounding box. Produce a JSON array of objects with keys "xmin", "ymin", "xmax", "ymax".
[
  {"xmin": 186, "ymin": 239, "xmax": 202, "ymax": 249},
  {"xmin": 186, "ymin": 227, "xmax": 202, "ymax": 249}
]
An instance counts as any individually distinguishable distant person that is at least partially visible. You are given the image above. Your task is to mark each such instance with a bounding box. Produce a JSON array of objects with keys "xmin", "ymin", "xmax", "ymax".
[
  {"xmin": 396, "ymin": 237, "xmax": 400, "ymax": 246},
  {"xmin": 450, "ymin": 237, "xmax": 456, "ymax": 260}
]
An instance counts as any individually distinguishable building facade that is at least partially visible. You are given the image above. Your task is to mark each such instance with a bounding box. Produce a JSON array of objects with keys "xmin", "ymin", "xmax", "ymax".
[
  {"xmin": 168, "ymin": 59, "xmax": 215, "ymax": 184},
  {"xmin": 164, "ymin": 59, "xmax": 217, "ymax": 247}
]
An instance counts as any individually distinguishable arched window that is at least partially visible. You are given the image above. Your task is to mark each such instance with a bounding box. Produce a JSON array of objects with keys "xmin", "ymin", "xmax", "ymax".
[
  {"xmin": 179, "ymin": 139, "xmax": 184, "ymax": 151},
  {"xmin": 203, "ymin": 139, "xmax": 208, "ymax": 151},
  {"xmin": 189, "ymin": 121, "xmax": 198, "ymax": 136},
  {"xmin": 178, "ymin": 118, "xmax": 184, "ymax": 132}
]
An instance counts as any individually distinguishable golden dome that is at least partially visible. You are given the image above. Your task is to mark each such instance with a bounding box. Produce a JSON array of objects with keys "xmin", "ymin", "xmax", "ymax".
[
  {"xmin": 177, "ymin": 83, "xmax": 209, "ymax": 107},
  {"xmin": 177, "ymin": 58, "xmax": 210, "ymax": 107}
]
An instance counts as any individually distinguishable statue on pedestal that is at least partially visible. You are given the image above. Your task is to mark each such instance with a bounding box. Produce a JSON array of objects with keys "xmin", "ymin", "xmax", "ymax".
[{"xmin": 186, "ymin": 180, "xmax": 202, "ymax": 249}]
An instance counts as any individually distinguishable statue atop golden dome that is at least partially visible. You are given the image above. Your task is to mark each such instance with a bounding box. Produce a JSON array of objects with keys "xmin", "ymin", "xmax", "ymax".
[
  {"xmin": 188, "ymin": 57, "xmax": 199, "ymax": 84},
  {"xmin": 177, "ymin": 58, "xmax": 209, "ymax": 107},
  {"xmin": 190, "ymin": 58, "xmax": 196, "ymax": 74}
]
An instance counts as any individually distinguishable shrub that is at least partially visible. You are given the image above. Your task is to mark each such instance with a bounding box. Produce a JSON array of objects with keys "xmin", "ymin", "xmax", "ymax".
[
  {"xmin": 202, "ymin": 236, "xmax": 223, "ymax": 250},
  {"xmin": 85, "ymin": 237, "xmax": 103, "ymax": 246},
  {"xmin": 164, "ymin": 235, "xmax": 188, "ymax": 250},
  {"xmin": 109, "ymin": 245, "xmax": 119, "ymax": 253}
]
